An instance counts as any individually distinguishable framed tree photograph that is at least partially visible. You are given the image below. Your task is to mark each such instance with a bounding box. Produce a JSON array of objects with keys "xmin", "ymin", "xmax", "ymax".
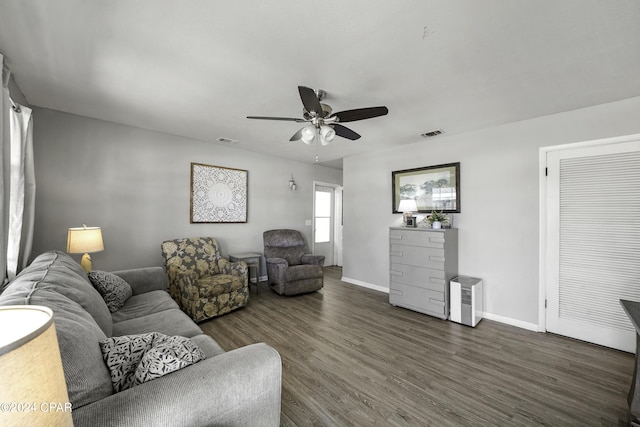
[
  {"xmin": 392, "ymin": 162, "xmax": 460, "ymax": 213},
  {"xmin": 190, "ymin": 162, "xmax": 248, "ymax": 223}
]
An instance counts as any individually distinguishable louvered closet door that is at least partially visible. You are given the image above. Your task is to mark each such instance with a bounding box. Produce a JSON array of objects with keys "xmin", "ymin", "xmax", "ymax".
[{"xmin": 546, "ymin": 138, "xmax": 640, "ymax": 352}]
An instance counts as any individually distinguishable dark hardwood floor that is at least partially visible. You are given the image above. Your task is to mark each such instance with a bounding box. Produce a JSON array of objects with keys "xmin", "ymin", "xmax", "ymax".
[{"xmin": 199, "ymin": 267, "xmax": 633, "ymax": 426}]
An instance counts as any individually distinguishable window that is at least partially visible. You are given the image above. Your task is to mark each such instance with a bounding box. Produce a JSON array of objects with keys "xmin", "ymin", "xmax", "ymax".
[{"xmin": 314, "ymin": 190, "xmax": 331, "ymax": 243}]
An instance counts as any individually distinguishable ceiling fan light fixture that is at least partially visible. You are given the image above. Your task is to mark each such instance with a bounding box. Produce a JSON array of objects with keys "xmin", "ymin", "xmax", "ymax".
[
  {"xmin": 301, "ymin": 125, "xmax": 316, "ymax": 145},
  {"xmin": 247, "ymin": 86, "xmax": 388, "ymax": 157},
  {"xmin": 320, "ymin": 125, "xmax": 335, "ymax": 144}
]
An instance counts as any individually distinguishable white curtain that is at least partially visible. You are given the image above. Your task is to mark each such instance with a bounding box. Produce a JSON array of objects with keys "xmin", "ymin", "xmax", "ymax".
[{"xmin": 1, "ymin": 54, "xmax": 35, "ymax": 287}]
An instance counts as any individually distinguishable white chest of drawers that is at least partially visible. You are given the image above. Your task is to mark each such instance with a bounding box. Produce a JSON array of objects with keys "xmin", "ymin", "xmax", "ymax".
[{"xmin": 389, "ymin": 227, "xmax": 458, "ymax": 319}]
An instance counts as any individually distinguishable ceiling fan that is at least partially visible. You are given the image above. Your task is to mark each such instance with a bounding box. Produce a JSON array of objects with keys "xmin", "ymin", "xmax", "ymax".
[{"xmin": 247, "ymin": 86, "xmax": 388, "ymax": 146}]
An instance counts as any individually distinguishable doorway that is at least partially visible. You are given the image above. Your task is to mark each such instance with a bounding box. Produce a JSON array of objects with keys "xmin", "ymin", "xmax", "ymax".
[
  {"xmin": 313, "ymin": 182, "xmax": 343, "ymax": 267},
  {"xmin": 541, "ymin": 134, "xmax": 640, "ymax": 352}
]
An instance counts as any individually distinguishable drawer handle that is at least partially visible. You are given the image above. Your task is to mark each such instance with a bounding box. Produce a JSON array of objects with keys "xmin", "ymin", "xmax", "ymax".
[
  {"xmin": 390, "ymin": 251, "xmax": 403, "ymax": 257},
  {"xmin": 430, "ymin": 238, "xmax": 445, "ymax": 244},
  {"xmin": 428, "ymin": 298, "xmax": 444, "ymax": 307},
  {"xmin": 429, "ymin": 256, "xmax": 445, "ymax": 262},
  {"xmin": 390, "ymin": 270, "xmax": 403, "ymax": 277},
  {"xmin": 389, "ymin": 289, "xmax": 403, "ymax": 296},
  {"xmin": 430, "ymin": 278, "xmax": 445, "ymax": 285},
  {"xmin": 390, "ymin": 234, "xmax": 402, "ymax": 240}
]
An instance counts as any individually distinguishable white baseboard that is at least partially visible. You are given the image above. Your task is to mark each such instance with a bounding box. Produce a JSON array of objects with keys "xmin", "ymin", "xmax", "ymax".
[
  {"xmin": 481, "ymin": 312, "xmax": 539, "ymax": 332},
  {"xmin": 341, "ymin": 277, "xmax": 540, "ymax": 332},
  {"xmin": 341, "ymin": 276, "xmax": 390, "ymax": 294}
]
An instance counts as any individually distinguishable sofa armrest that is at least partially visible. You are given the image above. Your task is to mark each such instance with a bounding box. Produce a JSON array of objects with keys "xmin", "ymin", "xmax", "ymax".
[
  {"xmin": 112, "ymin": 267, "xmax": 169, "ymax": 295},
  {"xmin": 72, "ymin": 343, "xmax": 282, "ymax": 427},
  {"xmin": 302, "ymin": 254, "xmax": 325, "ymax": 266}
]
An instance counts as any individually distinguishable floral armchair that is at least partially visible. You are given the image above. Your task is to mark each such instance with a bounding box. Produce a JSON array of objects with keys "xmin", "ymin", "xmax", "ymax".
[{"xmin": 161, "ymin": 237, "xmax": 249, "ymax": 322}]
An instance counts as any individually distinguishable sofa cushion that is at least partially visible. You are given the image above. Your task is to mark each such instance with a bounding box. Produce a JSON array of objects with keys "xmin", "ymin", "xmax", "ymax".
[
  {"xmin": 112, "ymin": 308, "xmax": 202, "ymax": 338},
  {"xmin": 88, "ymin": 270, "xmax": 133, "ymax": 312},
  {"xmin": 0, "ymin": 289, "xmax": 114, "ymax": 408},
  {"xmin": 10, "ymin": 251, "xmax": 113, "ymax": 336},
  {"xmin": 99, "ymin": 332, "xmax": 206, "ymax": 392},
  {"xmin": 111, "ymin": 290, "xmax": 179, "ymax": 323}
]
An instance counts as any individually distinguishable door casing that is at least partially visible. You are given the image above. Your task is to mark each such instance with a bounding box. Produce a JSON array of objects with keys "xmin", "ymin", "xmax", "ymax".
[{"xmin": 539, "ymin": 133, "xmax": 640, "ymax": 338}]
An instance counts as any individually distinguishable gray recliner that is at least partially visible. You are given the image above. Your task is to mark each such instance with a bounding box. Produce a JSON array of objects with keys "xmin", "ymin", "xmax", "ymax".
[{"xmin": 263, "ymin": 229, "xmax": 324, "ymax": 295}]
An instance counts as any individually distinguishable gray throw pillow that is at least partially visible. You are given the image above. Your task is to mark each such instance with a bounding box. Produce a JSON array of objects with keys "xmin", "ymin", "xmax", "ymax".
[
  {"xmin": 88, "ymin": 271, "xmax": 133, "ymax": 312},
  {"xmin": 99, "ymin": 332, "xmax": 206, "ymax": 392}
]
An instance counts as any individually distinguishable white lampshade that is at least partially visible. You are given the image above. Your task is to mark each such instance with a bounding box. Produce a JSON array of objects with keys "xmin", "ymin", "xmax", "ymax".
[
  {"xmin": 66, "ymin": 225, "xmax": 104, "ymax": 254},
  {"xmin": 301, "ymin": 125, "xmax": 316, "ymax": 145},
  {"xmin": 397, "ymin": 199, "xmax": 418, "ymax": 212},
  {"xmin": 0, "ymin": 305, "xmax": 73, "ymax": 427},
  {"xmin": 67, "ymin": 225, "xmax": 104, "ymax": 272},
  {"xmin": 320, "ymin": 125, "xmax": 335, "ymax": 146}
]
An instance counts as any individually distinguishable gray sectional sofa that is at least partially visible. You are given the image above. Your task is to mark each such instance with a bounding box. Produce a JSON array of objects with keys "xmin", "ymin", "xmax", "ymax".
[{"xmin": 0, "ymin": 251, "xmax": 282, "ymax": 426}]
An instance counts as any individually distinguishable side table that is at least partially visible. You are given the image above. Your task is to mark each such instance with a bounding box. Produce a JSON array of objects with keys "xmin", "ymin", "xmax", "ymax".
[{"xmin": 229, "ymin": 252, "xmax": 262, "ymax": 293}]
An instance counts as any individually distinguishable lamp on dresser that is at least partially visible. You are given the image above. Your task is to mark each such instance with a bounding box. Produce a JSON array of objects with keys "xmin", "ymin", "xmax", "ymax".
[
  {"xmin": 66, "ymin": 224, "xmax": 104, "ymax": 272},
  {"xmin": 397, "ymin": 199, "xmax": 418, "ymax": 227}
]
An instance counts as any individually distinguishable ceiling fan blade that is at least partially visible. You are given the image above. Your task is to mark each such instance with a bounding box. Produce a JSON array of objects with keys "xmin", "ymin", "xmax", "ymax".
[
  {"xmin": 333, "ymin": 106, "xmax": 388, "ymax": 123},
  {"xmin": 333, "ymin": 124, "xmax": 361, "ymax": 140},
  {"xmin": 289, "ymin": 128, "xmax": 303, "ymax": 141},
  {"xmin": 247, "ymin": 116, "xmax": 307, "ymax": 122},
  {"xmin": 298, "ymin": 86, "xmax": 324, "ymax": 117}
]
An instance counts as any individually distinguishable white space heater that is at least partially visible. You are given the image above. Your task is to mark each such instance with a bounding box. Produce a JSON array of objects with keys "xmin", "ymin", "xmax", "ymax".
[{"xmin": 450, "ymin": 276, "xmax": 483, "ymax": 327}]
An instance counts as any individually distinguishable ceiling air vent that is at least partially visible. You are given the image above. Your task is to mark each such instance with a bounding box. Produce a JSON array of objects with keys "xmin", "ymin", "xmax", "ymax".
[
  {"xmin": 217, "ymin": 137, "xmax": 239, "ymax": 144},
  {"xmin": 421, "ymin": 129, "xmax": 444, "ymax": 138}
]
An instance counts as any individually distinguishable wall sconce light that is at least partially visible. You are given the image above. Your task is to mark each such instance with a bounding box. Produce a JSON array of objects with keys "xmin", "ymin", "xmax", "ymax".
[
  {"xmin": 66, "ymin": 224, "xmax": 104, "ymax": 272},
  {"xmin": 289, "ymin": 174, "xmax": 297, "ymax": 191}
]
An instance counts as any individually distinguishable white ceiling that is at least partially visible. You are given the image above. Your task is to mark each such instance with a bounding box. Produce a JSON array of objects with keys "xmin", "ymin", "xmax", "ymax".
[{"xmin": 1, "ymin": 1, "xmax": 640, "ymax": 169}]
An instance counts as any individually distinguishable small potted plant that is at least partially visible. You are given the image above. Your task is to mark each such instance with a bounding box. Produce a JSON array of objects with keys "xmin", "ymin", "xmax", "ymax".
[{"xmin": 427, "ymin": 209, "xmax": 449, "ymax": 229}]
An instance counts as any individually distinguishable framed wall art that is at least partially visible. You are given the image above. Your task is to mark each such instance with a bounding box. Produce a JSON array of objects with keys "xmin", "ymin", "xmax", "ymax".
[
  {"xmin": 392, "ymin": 162, "xmax": 460, "ymax": 213},
  {"xmin": 190, "ymin": 162, "xmax": 248, "ymax": 223}
]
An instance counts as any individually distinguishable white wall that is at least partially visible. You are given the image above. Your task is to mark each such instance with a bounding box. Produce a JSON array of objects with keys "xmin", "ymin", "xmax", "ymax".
[
  {"xmin": 31, "ymin": 108, "xmax": 342, "ymax": 271},
  {"xmin": 342, "ymin": 96, "xmax": 640, "ymax": 328}
]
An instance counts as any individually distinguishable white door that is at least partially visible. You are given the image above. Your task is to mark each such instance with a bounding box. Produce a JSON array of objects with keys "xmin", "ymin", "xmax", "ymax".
[
  {"xmin": 313, "ymin": 183, "xmax": 335, "ymax": 266},
  {"xmin": 545, "ymin": 136, "xmax": 640, "ymax": 352}
]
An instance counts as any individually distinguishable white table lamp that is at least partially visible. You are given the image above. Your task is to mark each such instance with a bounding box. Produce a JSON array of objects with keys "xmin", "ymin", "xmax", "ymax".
[
  {"xmin": 397, "ymin": 199, "xmax": 418, "ymax": 225},
  {"xmin": 67, "ymin": 224, "xmax": 104, "ymax": 272}
]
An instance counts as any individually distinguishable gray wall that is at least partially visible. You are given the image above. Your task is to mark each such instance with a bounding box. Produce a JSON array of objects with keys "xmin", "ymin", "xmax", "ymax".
[
  {"xmin": 31, "ymin": 108, "xmax": 342, "ymax": 271},
  {"xmin": 27, "ymin": 96, "xmax": 640, "ymax": 330},
  {"xmin": 342, "ymin": 96, "xmax": 640, "ymax": 329}
]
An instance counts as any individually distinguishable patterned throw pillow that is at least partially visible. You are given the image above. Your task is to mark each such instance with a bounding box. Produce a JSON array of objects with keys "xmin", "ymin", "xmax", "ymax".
[
  {"xmin": 99, "ymin": 333, "xmax": 206, "ymax": 392},
  {"xmin": 88, "ymin": 271, "xmax": 133, "ymax": 312}
]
